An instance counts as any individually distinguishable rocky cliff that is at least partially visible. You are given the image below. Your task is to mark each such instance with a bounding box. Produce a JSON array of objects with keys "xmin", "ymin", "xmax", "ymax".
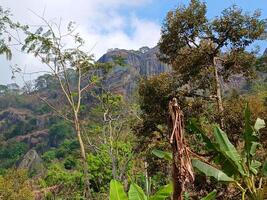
[
  {"xmin": 98, "ymin": 46, "xmax": 264, "ymax": 96},
  {"xmin": 98, "ymin": 46, "xmax": 170, "ymax": 96}
]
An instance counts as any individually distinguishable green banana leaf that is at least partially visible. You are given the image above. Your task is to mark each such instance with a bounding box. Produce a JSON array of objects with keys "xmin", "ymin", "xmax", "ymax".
[
  {"xmin": 244, "ymin": 103, "xmax": 259, "ymax": 157},
  {"xmin": 188, "ymin": 119, "xmax": 216, "ymax": 151},
  {"xmin": 250, "ymin": 160, "xmax": 262, "ymax": 175},
  {"xmin": 200, "ymin": 190, "xmax": 217, "ymax": 200},
  {"xmin": 192, "ymin": 159, "xmax": 235, "ymax": 182},
  {"xmin": 254, "ymin": 118, "xmax": 265, "ymax": 132},
  {"xmin": 213, "ymin": 154, "xmax": 239, "ymax": 177},
  {"xmin": 214, "ymin": 126, "xmax": 246, "ymax": 176},
  {"xmin": 149, "ymin": 183, "xmax": 173, "ymax": 200},
  {"xmin": 152, "ymin": 149, "xmax": 172, "ymax": 161},
  {"xmin": 110, "ymin": 180, "xmax": 128, "ymax": 200},
  {"xmin": 128, "ymin": 183, "xmax": 147, "ymax": 200}
]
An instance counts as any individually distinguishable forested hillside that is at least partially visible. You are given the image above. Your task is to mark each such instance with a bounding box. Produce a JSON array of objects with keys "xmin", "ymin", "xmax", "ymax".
[{"xmin": 0, "ymin": 0, "xmax": 267, "ymax": 199}]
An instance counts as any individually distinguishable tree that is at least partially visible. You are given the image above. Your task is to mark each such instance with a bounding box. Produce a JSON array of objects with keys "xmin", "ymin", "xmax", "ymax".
[
  {"xmin": 12, "ymin": 17, "xmax": 110, "ymax": 198},
  {"xmin": 34, "ymin": 74, "xmax": 58, "ymax": 91},
  {"xmin": 158, "ymin": 0, "xmax": 265, "ymax": 128},
  {"xmin": 0, "ymin": 84, "xmax": 8, "ymax": 95},
  {"xmin": 87, "ymin": 92, "xmax": 138, "ymax": 185},
  {"xmin": 6, "ymin": 12, "xmax": 125, "ymax": 197}
]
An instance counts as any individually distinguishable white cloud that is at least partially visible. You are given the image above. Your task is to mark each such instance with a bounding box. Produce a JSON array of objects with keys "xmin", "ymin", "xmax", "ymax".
[{"xmin": 0, "ymin": 0, "xmax": 160, "ymax": 85}]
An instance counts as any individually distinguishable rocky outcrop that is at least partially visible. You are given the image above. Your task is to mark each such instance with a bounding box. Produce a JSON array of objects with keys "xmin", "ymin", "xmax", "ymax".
[
  {"xmin": 98, "ymin": 46, "xmax": 170, "ymax": 96},
  {"xmin": 18, "ymin": 149, "xmax": 44, "ymax": 175},
  {"xmin": 0, "ymin": 108, "xmax": 30, "ymax": 122},
  {"xmin": 222, "ymin": 74, "xmax": 247, "ymax": 92},
  {"xmin": 16, "ymin": 129, "xmax": 49, "ymax": 147}
]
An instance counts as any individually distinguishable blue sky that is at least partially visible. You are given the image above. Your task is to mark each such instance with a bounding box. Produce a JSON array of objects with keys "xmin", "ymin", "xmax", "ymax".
[
  {"xmin": 0, "ymin": 0, "xmax": 266, "ymax": 85},
  {"xmin": 123, "ymin": 0, "xmax": 267, "ymax": 51},
  {"xmin": 132, "ymin": 0, "xmax": 267, "ymax": 24}
]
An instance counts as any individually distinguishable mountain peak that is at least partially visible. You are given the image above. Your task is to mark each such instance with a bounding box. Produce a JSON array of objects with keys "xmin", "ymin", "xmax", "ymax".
[{"xmin": 98, "ymin": 46, "xmax": 170, "ymax": 96}]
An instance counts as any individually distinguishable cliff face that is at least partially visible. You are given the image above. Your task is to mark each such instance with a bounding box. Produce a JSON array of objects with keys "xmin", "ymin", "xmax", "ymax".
[
  {"xmin": 98, "ymin": 46, "xmax": 262, "ymax": 96},
  {"xmin": 98, "ymin": 46, "xmax": 170, "ymax": 96}
]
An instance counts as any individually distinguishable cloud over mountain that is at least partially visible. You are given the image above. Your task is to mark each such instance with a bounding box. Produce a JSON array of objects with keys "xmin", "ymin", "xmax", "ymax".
[{"xmin": 0, "ymin": 0, "xmax": 161, "ymax": 84}]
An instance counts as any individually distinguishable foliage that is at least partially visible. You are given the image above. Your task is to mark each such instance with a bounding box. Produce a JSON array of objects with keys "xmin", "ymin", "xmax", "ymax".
[
  {"xmin": 191, "ymin": 104, "xmax": 266, "ymax": 199},
  {"xmin": 159, "ymin": 0, "xmax": 264, "ymax": 78},
  {"xmin": 0, "ymin": 141, "xmax": 27, "ymax": 170},
  {"xmin": 0, "ymin": 2, "xmax": 266, "ymax": 200},
  {"xmin": 42, "ymin": 162, "xmax": 84, "ymax": 199},
  {"xmin": 0, "ymin": 169, "xmax": 34, "ymax": 200},
  {"xmin": 48, "ymin": 121, "xmax": 74, "ymax": 147},
  {"xmin": 158, "ymin": 0, "xmax": 265, "ymax": 129},
  {"xmin": 87, "ymin": 141, "xmax": 133, "ymax": 193},
  {"xmin": 42, "ymin": 139, "xmax": 79, "ymax": 162},
  {"xmin": 200, "ymin": 190, "xmax": 217, "ymax": 200},
  {"xmin": 0, "ymin": 7, "xmax": 13, "ymax": 60},
  {"xmin": 109, "ymin": 179, "xmax": 173, "ymax": 200},
  {"xmin": 109, "ymin": 180, "xmax": 128, "ymax": 200}
]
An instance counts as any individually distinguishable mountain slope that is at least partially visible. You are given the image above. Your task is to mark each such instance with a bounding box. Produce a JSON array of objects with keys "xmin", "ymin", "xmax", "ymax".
[{"xmin": 98, "ymin": 46, "xmax": 170, "ymax": 96}]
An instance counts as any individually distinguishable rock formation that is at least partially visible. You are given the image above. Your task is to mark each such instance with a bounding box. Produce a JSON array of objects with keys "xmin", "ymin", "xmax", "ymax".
[
  {"xmin": 98, "ymin": 46, "xmax": 170, "ymax": 96},
  {"xmin": 18, "ymin": 149, "xmax": 44, "ymax": 175}
]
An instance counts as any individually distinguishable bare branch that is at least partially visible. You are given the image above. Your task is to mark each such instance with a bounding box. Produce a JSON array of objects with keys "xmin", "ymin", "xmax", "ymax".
[{"xmin": 38, "ymin": 95, "xmax": 73, "ymax": 123}]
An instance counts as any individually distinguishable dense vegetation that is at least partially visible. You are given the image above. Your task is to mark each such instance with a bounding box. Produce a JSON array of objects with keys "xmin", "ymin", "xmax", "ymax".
[{"xmin": 0, "ymin": 0, "xmax": 267, "ymax": 199}]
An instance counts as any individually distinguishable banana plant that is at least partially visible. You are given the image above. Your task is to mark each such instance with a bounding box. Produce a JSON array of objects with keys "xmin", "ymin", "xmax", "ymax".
[
  {"xmin": 189, "ymin": 103, "xmax": 267, "ymax": 200},
  {"xmin": 109, "ymin": 179, "xmax": 173, "ymax": 200},
  {"xmin": 151, "ymin": 150, "xmax": 217, "ymax": 200}
]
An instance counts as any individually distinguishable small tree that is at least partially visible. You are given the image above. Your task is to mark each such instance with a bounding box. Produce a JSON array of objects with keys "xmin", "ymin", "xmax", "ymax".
[
  {"xmin": 158, "ymin": 0, "xmax": 265, "ymax": 128},
  {"xmin": 9, "ymin": 15, "xmax": 114, "ymax": 198}
]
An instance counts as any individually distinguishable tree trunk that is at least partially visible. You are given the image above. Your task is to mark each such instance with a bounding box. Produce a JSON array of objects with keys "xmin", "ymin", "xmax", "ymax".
[
  {"xmin": 172, "ymin": 150, "xmax": 183, "ymax": 200},
  {"xmin": 108, "ymin": 120, "xmax": 117, "ymax": 180},
  {"xmin": 213, "ymin": 57, "xmax": 224, "ymax": 129},
  {"xmin": 168, "ymin": 98, "xmax": 194, "ymax": 200},
  {"xmin": 74, "ymin": 114, "xmax": 92, "ymax": 199}
]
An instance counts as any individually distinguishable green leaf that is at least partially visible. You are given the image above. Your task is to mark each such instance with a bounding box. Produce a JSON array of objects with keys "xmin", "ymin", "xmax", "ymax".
[
  {"xmin": 71, "ymin": 92, "xmax": 78, "ymax": 97},
  {"xmin": 192, "ymin": 159, "xmax": 235, "ymax": 182},
  {"xmin": 214, "ymin": 126, "xmax": 246, "ymax": 176},
  {"xmin": 91, "ymin": 75, "xmax": 100, "ymax": 84},
  {"xmin": 254, "ymin": 118, "xmax": 265, "ymax": 132},
  {"xmin": 128, "ymin": 183, "xmax": 147, "ymax": 200},
  {"xmin": 244, "ymin": 104, "xmax": 260, "ymax": 159},
  {"xmin": 149, "ymin": 183, "xmax": 173, "ymax": 200},
  {"xmin": 250, "ymin": 142, "xmax": 260, "ymax": 156},
  {"xmin": 152, "ymin": 149, "xmax": 172, "ymax": 161},
  {"xmin": 184, "ymin": 192, "xmax": 190, "ymax": 200},
  {"xmin": 200, "ymin": 190, "xmax": 217, "ymax": 200},
  {"xmin": 109, "ymin": 180, "xmax": 128, "ymax": 200},
  {"xmin": 263, "ymin": 160, "xmax": 267, "ymax": 177},
  {"xmin": 213, "ymin": 154, "xmax": 238, "ymax": 177},
  {"xmin": 250, "ymin": 160, "xmax": 262, "ymax": 175},
  {"xmin": 188, "ymin": 119, "xmax": 216, "ymax": 151}
]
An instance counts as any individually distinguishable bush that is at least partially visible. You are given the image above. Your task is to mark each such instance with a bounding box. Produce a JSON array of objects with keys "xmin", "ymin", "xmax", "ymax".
[{"xmin": 0, "ymin": 169, "xmax": 34, "ymax": 200}]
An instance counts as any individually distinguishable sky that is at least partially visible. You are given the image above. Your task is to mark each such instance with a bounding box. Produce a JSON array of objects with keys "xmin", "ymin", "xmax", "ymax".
[{"xmin": 0, "ymin": 0, "xmax": 267, "ymax": 85}]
